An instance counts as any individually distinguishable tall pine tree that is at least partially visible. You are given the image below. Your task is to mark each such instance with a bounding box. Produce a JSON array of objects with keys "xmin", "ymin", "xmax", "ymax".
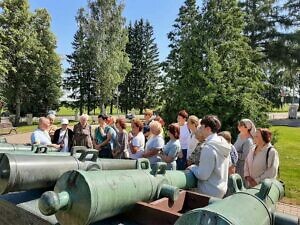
[
  {"xmin": 163, "ymin": 0, "xmax": 269, "ymax": 133},
  {"xmin": 64, "ymin": 9, "xmax": 97, "ymax": 115},
  {"xmin": 162, "ymin": 0, "xmax": 200, "ymax": 121},
  {"xmin": 119, "ymin": 19, "xmax": 161, "ymax": 113}
]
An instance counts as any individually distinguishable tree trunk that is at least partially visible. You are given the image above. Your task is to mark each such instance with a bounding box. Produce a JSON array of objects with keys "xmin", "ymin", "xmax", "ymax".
[
  {"xmin": 110, "ymin": 100, "xmax": 113, "ymax": 115},
  {"xmin": 101, "ymin": 103, "xmax": 105, "ymax": 114},
  {"xmin": 79, "ymin": 100, "xmax": 83, "ymax": 115},
  {"xmin": 15, "ymin": 95, "xmax": 21, "ymax": 126}
]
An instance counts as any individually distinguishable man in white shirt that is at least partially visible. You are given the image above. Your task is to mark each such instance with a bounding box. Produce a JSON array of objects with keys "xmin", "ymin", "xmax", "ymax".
[
  {"xmin": 187, "ymin": 115, "xmax": 231, "ymax": 198},
  {"xmin": 31, "ymin": 117, "xmax": 60, "ymax": 149}
]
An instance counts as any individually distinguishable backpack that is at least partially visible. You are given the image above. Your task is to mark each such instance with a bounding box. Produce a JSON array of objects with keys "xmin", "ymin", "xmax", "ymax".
[{"xmin": 266, "ymin": 146, "xmax": 280, "ymax": 178}]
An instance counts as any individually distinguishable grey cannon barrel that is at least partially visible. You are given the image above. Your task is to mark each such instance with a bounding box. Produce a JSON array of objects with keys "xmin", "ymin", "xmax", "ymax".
[
  {"xmin": 0, "ymin": 150, "xmax": 143, "ymax": 194},
  {"xmin": 38, "ymin": 162, "xmax": 197, "ymax": 225},
  {"xmin": 175, "ymin": 174, "xmax": 285, "ymax": 225},
  {"xmin": 0, "ymin": 143, "xmax": 58, "ymax": 153}
]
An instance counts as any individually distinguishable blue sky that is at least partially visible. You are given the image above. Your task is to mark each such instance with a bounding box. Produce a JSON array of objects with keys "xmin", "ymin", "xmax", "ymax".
[{"xmin": 29, "ymin": 0, "xmax": 191, "ymax": 64}]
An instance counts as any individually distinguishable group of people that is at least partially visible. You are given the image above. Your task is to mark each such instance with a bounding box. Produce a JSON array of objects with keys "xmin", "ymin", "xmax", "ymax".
[
  {"xmin": 31, "ymin": 115, "xmax": 74, "ymax": 152},
  {"xmin": 30, "ymin": 109, "xmax": 280, "ymax": 199}
]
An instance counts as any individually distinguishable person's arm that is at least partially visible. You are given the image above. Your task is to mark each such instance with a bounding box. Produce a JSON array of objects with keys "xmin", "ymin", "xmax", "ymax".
[
  {"xmin": 130, "ymin": 145, "xmax": 139, "ymax": 154},
  {"xmin": 143, "ymin": 137, "xmax": 164, "ymax": 157},
  {"xmin": 99, "ymin": 129, "xmax": 112, "ymax": 148},
  {"xmin": 130, "ymin": 136, "xmax": 141, "ymax": 154},
  {"xmin": 47, "ymin": 143, "xmax": 61, "ymax": 149},
  {"xmin": 160, "ymin": 142, "xmax": 180, "ymax": 163},
  {"xmin": 160, "ymin": 152, "xmax": 174, "ymax": 163},
  {"xmin": 123, "ymin": 131, "xmax": 128, "ymax": 152},
  {"xmin": 254, "ymin": 149, "xmax": 279, "ymax": 183},
  {"xmin": 230, "ymin": 145, "xmax": 238, "ymax": 165},
  {"xmin": 31, "ymin": 132, "xmax": 39, "ymax": 145},
  {"xmin": 240, "ymin": 139, "xmax": 253, "ymax": 160},
  {"xmin": 52, "ymin": 129, "xmax": 60, "ymax": 144},
  {"xmin": 68, "ymin": 129, "xmax": 74, "ymax": 149},
  {"xmin": 188, "ymin": 147, "xmax": 215, "ymax": 181},
  {"xmin": 143, "ymin": 149, "xmax": 160, "ymax": 157},
  {"xmin": 244, "ymin": 156, "xmax": 257, "ymax": 186},
  {"xmin": 244, "ymin": 153, "xmax": 250, "ymax": 178}
]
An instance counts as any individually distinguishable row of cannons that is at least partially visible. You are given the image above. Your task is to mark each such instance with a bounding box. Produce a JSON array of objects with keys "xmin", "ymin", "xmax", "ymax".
[{"xmin": 0, "ymin": 137, "xmax": 299, "ymax": 225}]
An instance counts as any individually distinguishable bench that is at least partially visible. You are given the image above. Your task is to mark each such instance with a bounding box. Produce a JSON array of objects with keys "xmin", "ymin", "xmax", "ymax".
[{"xmin": 0, "ymin": 118, "xmax": 17, "ymax": 135}]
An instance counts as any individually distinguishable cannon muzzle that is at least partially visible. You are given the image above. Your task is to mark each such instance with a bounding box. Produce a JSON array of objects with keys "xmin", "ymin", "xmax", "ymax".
[{"xmin": 39, "ymin": 191, "xmax": 70, "ymax": 216}]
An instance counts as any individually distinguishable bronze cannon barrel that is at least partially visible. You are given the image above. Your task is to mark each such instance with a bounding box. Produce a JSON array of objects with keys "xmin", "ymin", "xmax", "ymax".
[
  {"xmin": 0, "ymin": 150, "xmax": 142, "ymax": 194},
  {"xmin": 175, "ymin": 174, "xmax": 285, "ymax": 225},
  {"xmin": 38, "ymin": 162, "xmax": 197, "ymax": 225}
]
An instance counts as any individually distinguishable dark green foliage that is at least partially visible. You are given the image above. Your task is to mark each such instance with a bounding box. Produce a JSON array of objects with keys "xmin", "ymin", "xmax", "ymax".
[
  {"xmin": 162, "ymin": 0, "xmax": 200, "ymax": 123},
  {"xmin": 87, "ymin": 0, "xmax": 131, "ymax": 113},
  {"xmin": 239, "ymin": 0, "xmax": 300, "ymax": 107},
  {"xmin": 284, "ymin": 0, "xmax": 300, "ymax": 26},
  {"xmin": 162, "ymin": 0, "xmax": 270, "ymax": 136},
  {"xmin": 119, "ymin": 19, "xmax": 161, "ymax": 114},
  {"xmin": 238, "ymin": 0, "xmax": 281, "ymax": 57},
  {"xmin": 0, "ymin": 0, "xmax": 62, "ymax": 124},
  {"xmin": 64, "ymin": 9, "xmax": 97, "ymax": 115},
  {"xmin": 64, "ymin": 0, "xmax": 131, "ymax": 114}
]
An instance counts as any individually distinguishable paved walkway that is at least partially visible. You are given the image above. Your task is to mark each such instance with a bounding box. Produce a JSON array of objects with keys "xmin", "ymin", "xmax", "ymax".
[
  {"xmin": 277, "ymin": 202, "xmax": 300, "ymax": 217},
  {"xmin": 3, "ymin": 132, "xmax": 32, "ymax": 144}
]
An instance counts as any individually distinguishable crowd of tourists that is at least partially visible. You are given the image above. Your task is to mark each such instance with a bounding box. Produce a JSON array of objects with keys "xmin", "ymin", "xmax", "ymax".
[{"xmin": 30, "ymin": 109, "xmax": 279, "ymax": 198}]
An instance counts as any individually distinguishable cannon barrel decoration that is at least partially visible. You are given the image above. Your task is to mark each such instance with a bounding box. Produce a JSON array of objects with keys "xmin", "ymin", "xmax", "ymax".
[
  {"xmin": 175, "ymin": 174, "xmax": 286, "ymax": 225},
  {"xmin": 38, "ymin": 162, "xmax": 197, "ymax": 225},
  {"xmin": 0, "ymin": 150, "xmax": 146, "ymax": 194}
]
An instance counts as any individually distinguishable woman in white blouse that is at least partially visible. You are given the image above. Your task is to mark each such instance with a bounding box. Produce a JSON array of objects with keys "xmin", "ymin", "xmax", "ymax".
[
  {"xmin": 128, "ymin": 118, "xmax": 145, "ymax": 159},
  {"xmin": 244, "ymin": 128, "xmax": 279, "ymax": 187}
]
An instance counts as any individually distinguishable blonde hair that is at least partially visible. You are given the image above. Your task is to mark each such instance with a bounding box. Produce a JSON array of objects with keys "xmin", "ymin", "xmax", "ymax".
[
  {"xmin": 218, "ymin": 131, "xmax": 232, "ymax": 144},
  {"xmin": 144, "ymin": 109, "xmax": 153, "ymax": 116},
  {"xmin": 149, "ymin": 121, "xmax": 162, "ymax": 135},
  {"xmin": 188, "ymin": 115, "xmax": 199, "ymax": 126}
]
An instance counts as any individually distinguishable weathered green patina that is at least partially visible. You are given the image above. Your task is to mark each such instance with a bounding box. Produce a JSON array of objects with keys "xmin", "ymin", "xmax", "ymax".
[
  {"xmin": 175, "ymin": 174, "xmax": 287, "ymax": 225},
  {"xmin": 0, "ymin": 151, "xmax": 148, "ymax": 194},
  {"xmin": 38, "ymin": 162, "xmax": 197, "ymax": 225}
]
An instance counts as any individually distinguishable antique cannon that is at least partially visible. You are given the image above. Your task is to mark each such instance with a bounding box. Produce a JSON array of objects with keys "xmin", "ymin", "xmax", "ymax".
[
  {"xmin": 38, "ymin": 162, "xmax": 197, "ymax": 225},
  {"xmin": 0, "ymin": 143, "xmax": 58, "ymax": 153},
  {"xmin": 0, "ymin": 150, "xmax": 146, "ymax": 194},
  {"xmin": 175, "ymin": 174, "xmax": 299, "ymax": 225}
]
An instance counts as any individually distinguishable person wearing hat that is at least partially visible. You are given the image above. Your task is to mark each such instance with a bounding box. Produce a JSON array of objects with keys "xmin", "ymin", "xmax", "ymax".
[
  {"xmin": 234, "ymin": 119, "xmax": 256, "ymax": 182},
  {"xmin": 53, "ymin": 118, "xmax": 74, "ymax": 152}
]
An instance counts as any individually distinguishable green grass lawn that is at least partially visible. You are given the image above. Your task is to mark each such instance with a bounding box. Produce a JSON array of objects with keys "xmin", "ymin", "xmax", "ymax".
[
  {"xmin": 271, "ymin": 104, "xmax": 291, "ymax": 112},
  {"xmin": 270, "ymin": 126, "xmax": 300, "ymax": 204}
]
